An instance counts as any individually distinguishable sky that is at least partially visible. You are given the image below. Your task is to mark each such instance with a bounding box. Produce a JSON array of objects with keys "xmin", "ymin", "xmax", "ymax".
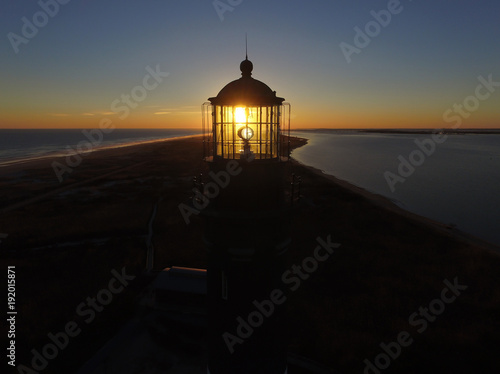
[{"xmin": 1, "ymin": 0, "xmax": 499, "ymax": 129}]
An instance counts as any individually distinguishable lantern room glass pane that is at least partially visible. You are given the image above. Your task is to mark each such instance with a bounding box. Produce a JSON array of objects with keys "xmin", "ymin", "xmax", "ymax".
[{"xmin": 212, "ymin": 105, "xmax": 282, "ymax": 160}]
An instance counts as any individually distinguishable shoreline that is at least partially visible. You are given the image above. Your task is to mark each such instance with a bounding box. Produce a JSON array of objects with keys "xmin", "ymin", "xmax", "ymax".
[
  {"xmin": 2, "ymin": 127, "xmax": 498, "ymax": 169},
  {"xmin": 290, "ymin": 131, "xmax": 500, "ymax": 249},
  {"xmin": 0, "ymin": 133, "xmax": 202, "ymax": 169},
  {"xmin": 293, "ymin": 158, "xmax": 500, "ymax": 253},
  {"xmin": 0, "ymin": 134, "xmax": 204, "ymax": 176},
  {"xmin": 1, "ymin": 134, "xmax": 498, "ymax": 252}
]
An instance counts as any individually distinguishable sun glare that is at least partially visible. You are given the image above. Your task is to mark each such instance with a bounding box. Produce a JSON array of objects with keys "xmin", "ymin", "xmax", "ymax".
[{"xmin": 235, "ymin": 107, "xmax": 247, "ymax": 124}]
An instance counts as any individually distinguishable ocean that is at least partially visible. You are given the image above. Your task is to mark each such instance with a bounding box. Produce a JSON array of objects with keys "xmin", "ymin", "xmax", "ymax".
[
  {"xmin": 291, "ymin": 130, "xmax": 500, "ymax": 247},
  {"xmin": 0, "ymin": 129, "xmax": 201, "ymax": 167}
]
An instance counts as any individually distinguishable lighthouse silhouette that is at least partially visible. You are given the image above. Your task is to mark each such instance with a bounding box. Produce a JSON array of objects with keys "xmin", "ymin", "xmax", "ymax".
[{"xmin": 200, "ymin": 55, "xmax": 292, "ymax": 374}]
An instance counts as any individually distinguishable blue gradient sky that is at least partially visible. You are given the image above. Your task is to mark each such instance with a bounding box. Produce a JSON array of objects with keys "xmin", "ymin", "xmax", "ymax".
[{"xmin": 1, "ymin": 0, "xmax": 499, "ymax": 129}]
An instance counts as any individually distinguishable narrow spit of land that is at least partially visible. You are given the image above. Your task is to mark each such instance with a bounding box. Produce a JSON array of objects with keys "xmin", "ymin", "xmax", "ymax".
[{"xmin": 0, "ymin": 135, "xmax": 499, "ymax": 374}]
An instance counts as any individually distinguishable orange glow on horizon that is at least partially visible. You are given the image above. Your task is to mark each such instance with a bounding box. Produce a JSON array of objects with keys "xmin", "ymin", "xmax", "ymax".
[{"xmin": 1, "ymin": 105, "xmax": 498, "ymax": 130}]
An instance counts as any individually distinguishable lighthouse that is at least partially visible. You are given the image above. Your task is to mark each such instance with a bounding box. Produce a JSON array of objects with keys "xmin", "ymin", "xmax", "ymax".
[{"xmin": 200, "ymin": 56, "xmax": 292, "ymax": 374}]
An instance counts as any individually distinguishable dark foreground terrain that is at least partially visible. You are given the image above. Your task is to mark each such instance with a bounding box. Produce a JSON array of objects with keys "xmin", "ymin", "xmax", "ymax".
[{"xmin": 1, "ymin": 136, "xmax": 499, "ymax": 373}]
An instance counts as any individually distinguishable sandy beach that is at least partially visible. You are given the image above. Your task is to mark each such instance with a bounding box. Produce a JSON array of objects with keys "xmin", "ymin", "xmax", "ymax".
[{"xmin": 1, "ymin": 135, "xmax": 500, "ymax": 374}]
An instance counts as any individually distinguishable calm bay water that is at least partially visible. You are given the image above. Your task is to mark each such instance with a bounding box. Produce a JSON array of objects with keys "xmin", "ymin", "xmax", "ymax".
[
  {"xmin": 0, "ymin": 129, "xmax": 201, "ymax": 166},
  {"xmin": 291, "ymin": 130, "xmax": 500, "ymax": 247}
]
